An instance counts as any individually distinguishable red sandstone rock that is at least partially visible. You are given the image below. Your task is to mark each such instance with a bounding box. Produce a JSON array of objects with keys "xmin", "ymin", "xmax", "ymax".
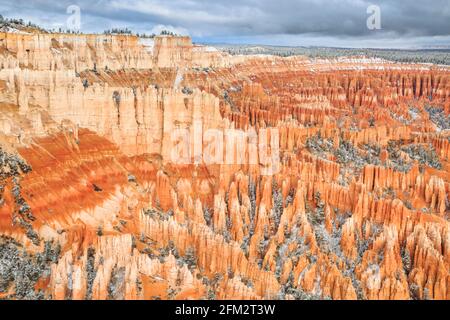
[{"xmin": 0, "ymin": 31, "xmax": 448, "ymax": 301}]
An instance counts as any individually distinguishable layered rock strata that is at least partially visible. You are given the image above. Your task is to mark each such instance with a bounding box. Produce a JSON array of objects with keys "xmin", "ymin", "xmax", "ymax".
[{"xmin": 0, "ymin": 32, "xmax": 449, "ymax": 300}]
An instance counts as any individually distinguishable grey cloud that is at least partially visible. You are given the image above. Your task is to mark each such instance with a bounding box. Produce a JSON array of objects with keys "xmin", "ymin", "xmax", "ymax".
[{"xmin": 0, "ymin": 0, "xmax": 449, "ymax": 47}]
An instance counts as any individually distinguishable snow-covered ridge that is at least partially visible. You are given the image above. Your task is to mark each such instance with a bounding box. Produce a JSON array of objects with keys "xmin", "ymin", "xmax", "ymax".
[{"xmin": 0, "ymin": 26, "xmax": 30, "ymax": 34}]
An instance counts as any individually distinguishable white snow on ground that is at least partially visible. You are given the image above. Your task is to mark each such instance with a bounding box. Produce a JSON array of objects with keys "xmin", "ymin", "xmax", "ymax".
[
  {"xmin": 193, "ymin": 45, "xmax": 219, "ymax": 52},
  {"xmin": 173, "ymin": 68, "xmax": 184, "ymax": 89},
  {"xmin": 0, "ymin": 26, "xmax": 30, "ymax": 34}
]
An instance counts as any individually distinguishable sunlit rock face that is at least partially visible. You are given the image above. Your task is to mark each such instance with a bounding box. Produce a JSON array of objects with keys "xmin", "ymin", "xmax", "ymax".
[{"xmin": 0, "ymin": 31, "xmax": 449, "ymax": 300}]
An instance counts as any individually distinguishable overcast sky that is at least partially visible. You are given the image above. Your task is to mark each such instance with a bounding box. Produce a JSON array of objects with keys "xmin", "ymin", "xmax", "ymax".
[{"xmin": 1, "ymin": 0, "xmax": 449, "ymax": 48}]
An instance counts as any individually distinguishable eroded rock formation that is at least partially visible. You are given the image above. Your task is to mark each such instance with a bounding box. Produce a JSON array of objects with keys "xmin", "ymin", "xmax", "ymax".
[{"xmin": 0, "ymin": 30, "xmax": 449, "ymax": 300}]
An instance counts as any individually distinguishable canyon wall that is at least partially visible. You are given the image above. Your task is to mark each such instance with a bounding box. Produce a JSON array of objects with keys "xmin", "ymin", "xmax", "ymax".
[{"xmin": 0, "ymin": 31, "xmax": 449, "ymax": 300}]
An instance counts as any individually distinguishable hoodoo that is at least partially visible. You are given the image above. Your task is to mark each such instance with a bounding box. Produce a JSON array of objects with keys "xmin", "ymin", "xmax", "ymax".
[{"xmin": 0, "ymin": 25, "xmax": 449, "ymax": 301}]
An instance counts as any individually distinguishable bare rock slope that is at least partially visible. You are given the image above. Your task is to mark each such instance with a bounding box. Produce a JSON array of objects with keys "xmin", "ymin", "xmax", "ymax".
[{"xmin": 0, "ymin": 31, "xmax": 449, "ymax": 300}]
